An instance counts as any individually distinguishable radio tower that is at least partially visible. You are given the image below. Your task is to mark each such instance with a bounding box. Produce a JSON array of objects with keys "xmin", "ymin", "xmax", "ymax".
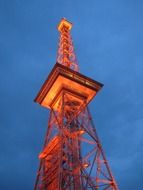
[{"xmin": 34, "ymin": 18, "xmax": 118, "ymax": 190}]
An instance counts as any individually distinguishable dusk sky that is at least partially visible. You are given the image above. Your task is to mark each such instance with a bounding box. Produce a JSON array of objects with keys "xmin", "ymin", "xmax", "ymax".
[{"xmin": 0, "ymin": 0, "xmax": 143, "ymax": 189}]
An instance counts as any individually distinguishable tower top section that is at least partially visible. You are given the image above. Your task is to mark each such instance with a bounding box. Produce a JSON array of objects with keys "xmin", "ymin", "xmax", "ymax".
[
  {"xmin": 35, "ymin": 18, "xmax": 103, "ymax": 110},
  {"xmin": 57, "ymin": 18, "xmax": 79, "ymax": 71},
  {"xmin": 57, "ymin": 18, "xmax": 72, "ymax": 32}
]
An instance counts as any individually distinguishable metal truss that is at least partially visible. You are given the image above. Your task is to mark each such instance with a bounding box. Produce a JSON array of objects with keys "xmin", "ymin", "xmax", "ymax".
[
  {"xmin": 34, "ymin": 92, "xmax": 118, "ymax": 190},
  {"xmin": 34, "ymin": 18, "xmax": 118, "ymax": 190}
]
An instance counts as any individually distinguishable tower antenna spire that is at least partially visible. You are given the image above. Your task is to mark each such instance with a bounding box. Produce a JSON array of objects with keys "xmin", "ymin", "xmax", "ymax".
[{"xmin": 57, "ymin": 18, "xmax": 79, "ymax": 71}]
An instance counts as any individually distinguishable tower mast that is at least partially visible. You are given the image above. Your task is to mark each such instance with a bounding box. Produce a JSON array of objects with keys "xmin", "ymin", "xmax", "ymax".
[
  {"xmin": 57, "ymin": 18, "xmax": 79, "ymax": 71},
  {"xmin": 34, "ymin": 18, "xmax": 118, "ymax": 190}
]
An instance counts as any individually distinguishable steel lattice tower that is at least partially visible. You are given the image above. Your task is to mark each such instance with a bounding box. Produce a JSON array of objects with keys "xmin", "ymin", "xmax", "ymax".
[{"xmin": 34, "ymin": 18, "xmax": 118, "ymax": 190}]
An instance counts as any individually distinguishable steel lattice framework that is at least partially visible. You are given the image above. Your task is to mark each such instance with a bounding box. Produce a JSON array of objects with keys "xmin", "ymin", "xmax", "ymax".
[{"xmin": 34, "ymin": 18, "xmax": 118, "ymax": 190}]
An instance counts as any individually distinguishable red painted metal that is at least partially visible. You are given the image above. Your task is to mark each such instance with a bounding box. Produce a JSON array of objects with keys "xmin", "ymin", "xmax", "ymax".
[
  {"xmin": 57, "ymin": 18, "xmax": 79, "ymax": 72},
  {"xmin": 34, "ymin": 18, "xmax": 118, "ymax": 190}
]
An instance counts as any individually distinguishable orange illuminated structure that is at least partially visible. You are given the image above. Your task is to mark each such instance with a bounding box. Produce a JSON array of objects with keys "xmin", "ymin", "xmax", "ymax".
[
  {"xmin": 35, "ymin": 63, "xmax": 102, "ymax": 112},
  {"xmin": 34, "ymin": 18, "xmax": 118, "ymax": 190}
]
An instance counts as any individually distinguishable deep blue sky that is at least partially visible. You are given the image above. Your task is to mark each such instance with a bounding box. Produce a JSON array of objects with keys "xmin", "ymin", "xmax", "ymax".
[{"xmin": 0, "ymin": 0, "xmax": 143, "ymax": 189}]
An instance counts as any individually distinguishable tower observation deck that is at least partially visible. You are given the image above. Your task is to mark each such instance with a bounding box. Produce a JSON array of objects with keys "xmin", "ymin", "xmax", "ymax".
[{"xmin": 34, "ymin": 18, "xmax": 118, "ymax": 190}]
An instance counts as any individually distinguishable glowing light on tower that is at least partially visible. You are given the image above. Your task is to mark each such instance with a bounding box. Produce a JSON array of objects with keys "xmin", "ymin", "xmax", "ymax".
[{"xmin": 34, "ymin": 18, "xmax": 118, "ymax": 190}]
